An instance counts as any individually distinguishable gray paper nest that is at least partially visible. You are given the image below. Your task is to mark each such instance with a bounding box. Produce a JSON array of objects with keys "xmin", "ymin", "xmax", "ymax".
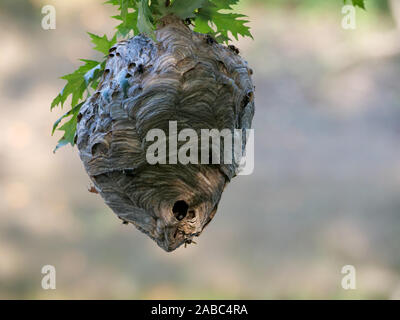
[{"xmin": 76, "ymin": 16, "xmax": 255, "ymax": 252}]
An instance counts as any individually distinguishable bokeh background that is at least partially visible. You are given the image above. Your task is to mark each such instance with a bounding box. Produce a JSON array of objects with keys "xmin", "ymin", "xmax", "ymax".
[{"xmin": 0, "ymin": 0, "xmax": 399, "ymax": 299}]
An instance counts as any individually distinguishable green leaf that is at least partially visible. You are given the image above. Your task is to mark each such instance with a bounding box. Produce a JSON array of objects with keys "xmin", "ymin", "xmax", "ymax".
[
  {"xmin": 212, "ymin": 12, "xmax": 252, "ymax": 41},
  {"xmin": 352, "ymin": 0, "xmax": 366, "ymax": 9},
  {"xmin": 84, "ymin": 63, "xmax": 103, "ymax": 85},
  {"xmin": 51, "ymin": 35, "xmax": 110, "ymax": 150},
  {"xmin": 169, "ymin": 0, "xmax": 207, "ymax": 19},
  {"xmin": 51, "ymin": 93, "xmax": 63, "ymax": 110},
  {"xmin": 194, "ymin": 0, "xmax": 252, "ymax": 44},
  {"xmin": 344, "ymin": 0, "xmax": 366, "ymax": 9},
  {"xmin": 149, "ymin": 0, "xmax": 163, "ymax": 17},
  {"xmin": 211, "ymin": 0, "xmax": 240, "ymax": 10},
  {"xmin": 59, "ymin": 59, "xmax": 100, "ymax": 107},
  {"xmin": 107, "ymin": 0, "xmax": 139, "ymax": 37},
  {"xmin": 51, "ymin": 59, "xmax": 103, "ymax": 110},
  {"xmin": 193, "ymin": 16, "xmax": 214, "ymax": 34},
  {"xmin": 52, "ymin": 101, "xmax": 84, "ymax": 135},
  {"xmin": 138, "ymin": 0, "xmax": 155, "ymax": 38},
  {"xmin": 113, "ymin": 11, "xmax": 139, "ymax": 36},
  {"xmin": 88, "ymin": 33, "xmax": 117, "ymax": 55},
  {"xmin": 53, "ymin": 101, "xmax": 84, "ymax": 153}
]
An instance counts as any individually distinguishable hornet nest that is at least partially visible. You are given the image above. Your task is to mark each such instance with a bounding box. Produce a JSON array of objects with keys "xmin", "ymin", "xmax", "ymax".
[{"xmin": 76, "ymin": 15, "xmax": 255, "ymax": 252}]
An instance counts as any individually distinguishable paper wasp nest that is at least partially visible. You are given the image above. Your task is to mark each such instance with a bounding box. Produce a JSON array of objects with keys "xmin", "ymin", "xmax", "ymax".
[{"xmin": 76, "ymin": 16, "xmax": 255, "ymax": 252}]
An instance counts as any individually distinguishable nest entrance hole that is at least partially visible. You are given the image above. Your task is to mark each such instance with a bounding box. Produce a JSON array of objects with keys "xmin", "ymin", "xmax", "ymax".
[{"xmin": 172, "ymin": 200, "xmax": 189, "ymax": 221}]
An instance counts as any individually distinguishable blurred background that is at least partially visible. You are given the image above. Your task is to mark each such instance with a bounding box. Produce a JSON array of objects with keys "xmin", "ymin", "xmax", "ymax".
[{"xmin": 0, "ymin": 0, "xmax": 400, "ymax": 299}]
